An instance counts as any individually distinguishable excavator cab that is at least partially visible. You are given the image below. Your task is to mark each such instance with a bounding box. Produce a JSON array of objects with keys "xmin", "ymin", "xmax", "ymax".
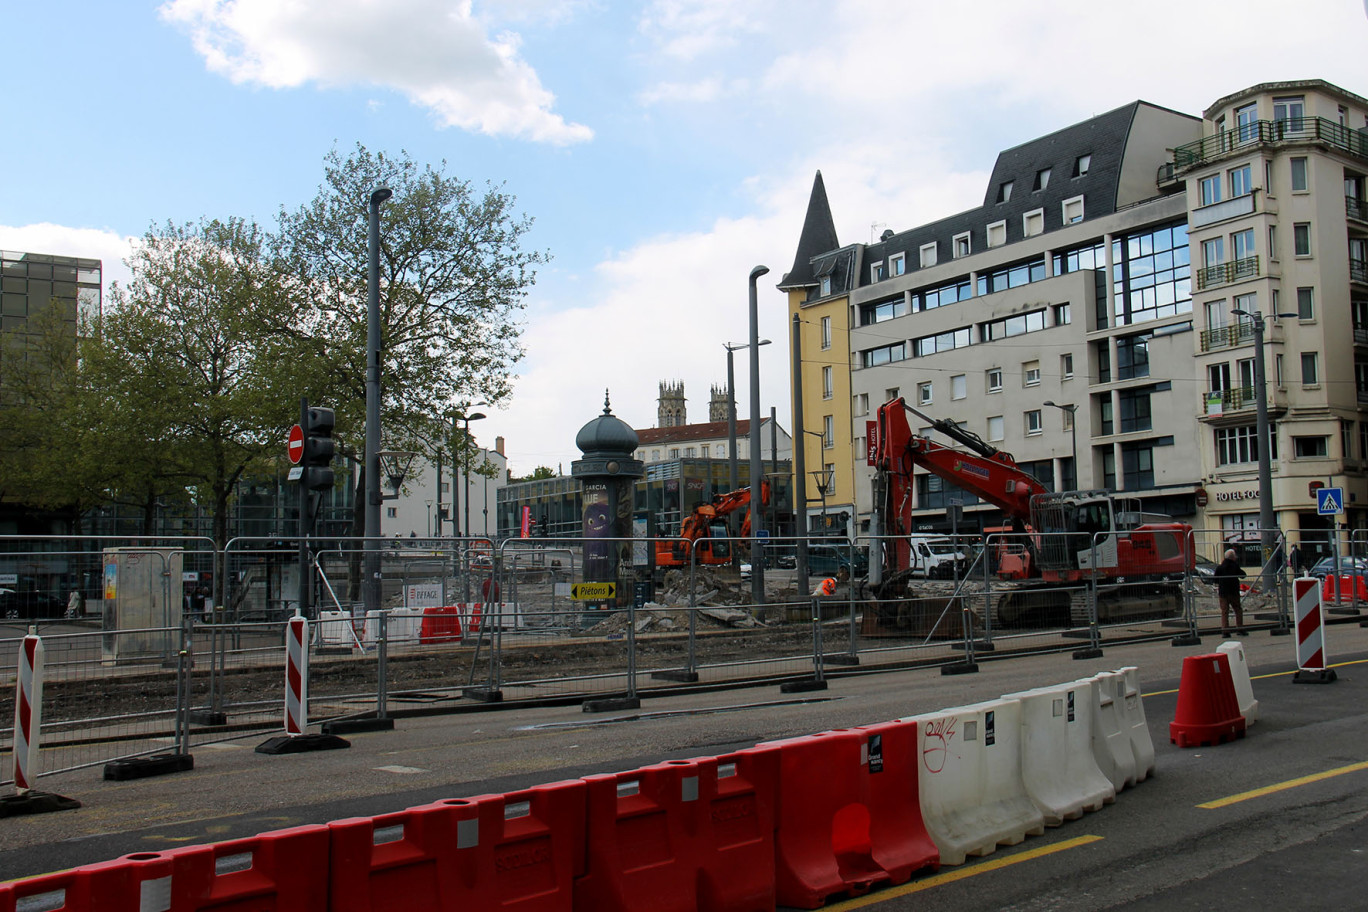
[{"xmin": 1031, "ymin": 491, "xmax": 1119, "ymax": 572}]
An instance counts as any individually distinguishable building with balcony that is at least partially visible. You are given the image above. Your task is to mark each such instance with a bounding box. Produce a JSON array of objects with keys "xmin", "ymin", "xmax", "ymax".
[
  {"xmin": 1177, "ymin": 80, "xmax": 1368, "ymax": 556},
  {"xmin": 784, "ymin": 79, "xmax": 1368, "ymax": 561}
]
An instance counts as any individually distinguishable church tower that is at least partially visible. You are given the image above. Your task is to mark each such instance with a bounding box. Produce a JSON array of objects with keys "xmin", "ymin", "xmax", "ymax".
[
  {"xmin": 709, "ymin": 384, "xmax": 730, "ymax": 422},
  {"xmin": 657, "ymin": 381, "xmax": 687, "ymax": 427}
]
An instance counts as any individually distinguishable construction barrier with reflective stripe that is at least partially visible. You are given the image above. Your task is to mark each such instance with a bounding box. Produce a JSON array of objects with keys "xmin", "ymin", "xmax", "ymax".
[
  {"xmin": 12, "ymin": 635, "xmax": 43, "ymax": 793},
  {"xmin": 1002, "ymin": 681, "xmax": 1114, "ymax": 826},
  {"xmin": 909, "ymin": 699, "xmax": 1045, "ymax": 866}
]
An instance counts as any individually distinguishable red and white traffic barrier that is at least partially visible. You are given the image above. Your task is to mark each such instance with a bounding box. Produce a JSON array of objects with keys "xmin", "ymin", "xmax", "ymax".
[
  {"xmin": 12, "ymin": 635, "xmax": 44, "ymax": 794},
  {"xmin": 285, "ymin": 615, "xmax": 309, "ymax": 734},
  {"xmin": 1293, "ymin": 576, "xmax": 1337, "ymax": 683}
]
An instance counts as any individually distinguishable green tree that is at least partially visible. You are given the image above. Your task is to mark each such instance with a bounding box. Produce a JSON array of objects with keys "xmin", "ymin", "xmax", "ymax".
[{"xmin": 509, "ymin": 465, "xmax": 557, "ymax": 483}]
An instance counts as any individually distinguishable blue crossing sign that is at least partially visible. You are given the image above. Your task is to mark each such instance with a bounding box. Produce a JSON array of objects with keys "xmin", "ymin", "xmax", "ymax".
[{"xmin": 1317, "ymin": 486, "xmax": 1344, "ymax": 516}]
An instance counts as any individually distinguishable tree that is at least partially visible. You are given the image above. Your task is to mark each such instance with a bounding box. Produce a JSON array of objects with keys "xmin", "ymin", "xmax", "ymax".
[
  {"xmin": 274, "ymin": 145, "xmax": 545, "ymax": 593},
  {"xmin": 510, "ymin": 466, "xmax": 558, "ymax": 483}
]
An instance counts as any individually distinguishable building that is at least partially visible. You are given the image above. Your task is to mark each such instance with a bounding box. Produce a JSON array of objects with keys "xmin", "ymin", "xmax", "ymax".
[
  {"xmin": 386, "ymin": 438, "xmax": 508, "ymax": 540},
  {"xmin": 784, "ymin": 79, "xmax": 1368, "ymax": 562}
]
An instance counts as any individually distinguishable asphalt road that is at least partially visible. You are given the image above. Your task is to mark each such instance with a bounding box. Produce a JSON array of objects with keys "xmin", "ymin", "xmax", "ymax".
[{"xmin": 2, "ymin": 620, "xmax": 1366, "ymax": 911}]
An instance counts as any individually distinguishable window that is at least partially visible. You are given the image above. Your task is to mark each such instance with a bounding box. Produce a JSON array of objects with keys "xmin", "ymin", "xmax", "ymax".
[
  {"xmin": 1096, "ymin": 340, "xmax": 1112, "ymax": 383},
  {"xmin": 1121, "ymin": 442, "xmax": 1155, "ymax": 489},
  {"xmin": 1200, "ymin": 175, "xmax": 1223, "ymax": 206},
  {"xmin": 1099, "ymin": 399, "xmax": 1114, "ymax": 435},
  {"xmin": 953, "ymin": 232, "xmax": 971, "ymax": 258},
  {"xmin": 911, "ymin": 327, "xmax": 972, "ymax": 357},
  {"xmin": 820, "ymin": 275, "xmax": 832, "ymax": 296},
  {"xmin": 685, "ymin": 446, "xmax": 696, "ymax": 457},
  {"xmin": 1205, "ymin": 299, "xmax": 1228, "ymax": 330},
  {"xmin": 1054, "ymin": 303, "xmax": 1071, "ymax": 325},
  {"xmin": 918, "ymin": 382, "xmax": 933, "ymax": 406},
  {"xmin": 1229, "ymin": 164, "xmax": 1252, "ymax": 198},
  {"xmin": 822, "ymin": 366, "xmax": 833, "ymax": 399},
  {"xmin": 1116, "ymin": 333, "xmax": 1151, "ymax": 380},
  {"xmin": 670, "ymin": 448, "xmax": 681, "ymax": 458},
  {"xmin": 1215, "ymin": 426, "xmax": 1259, "ymax": 465},
  {"xmin": 1291, "ymin": 157, "xmax": 1308, "ymax": 192},
  {"xmin": 701, "ymin": 445, "xmax": 710, "ymax": 457},
  {"xmin": 871, "ymin": 262, "xmax": 885, "ymax": 282},
  {"xmin": 920, "ymin": 242, "xmax": 937, "ymax": 268},
  {"xmin": 1061, "ymin": 352, "xmax": 1074, "ymax": 380},
  {"xmin": 820, "ymin": 315, "xmax": 832, "ymax": 349},
  {"xmin": 855, "ymin": 392, "xmax": 869, "ymax": 416},
  {"xmin": 1034, "ymin": 167, "xmax": 1051, "ymax": 191},
  {"xmin": 981, "ymin": 309, "xmax": 1047, "ymax": 340},
  {"xmin": 1236, "ymin": 103, "xmax": 1259, "ymax": 142},
  {"xmin": 1073, "ymin": 154, "xmax": 1091, "ymax": 177},
  {"xmin": 997, "ymin": 181, "xmax": 1014, "ymax": 203},
  {"xmin": 1232, "ymin": 292, "xmax": 1256, "ymax": 323},
  {"xmin": 861, "ymin": 342, "xmax": 907, "ymax": 368},
  {"xmin": 986, "ymin": 368, "xmax": 1003, "ymax": 392},
  {"xmin": 1023, "ymin": 209, "xmax": 1044, "ymax": 237},
  {"xmin": 386, "ymin": 507, "xmax": 397, "ymax": 519},
  {"xmin": 1023, "ymin": 361, "xmax": 1041, "ymax": 386},
  {"xmin": 1112, "ymin": 221, "xmax": 1191, "ymax": 326},
  {"xmin": 1273, "ymin": 96, "xmax": 1304, "ymax": 130},
  {"xmin": 951, "ymin": 374, "xmax": 967, "ymax": 400},
  {"xmin": 987, "ymin": 416, "xmax": 1005, "ymax": 441},
  {"xmin": 859, "ymin": 296, "xmax": 907, "ymax": 325},
  {"xmin": 1062, "ymin": 196, "xmax": 1084, "ymax": 224},
  {"xmin": 1203, "ymin": 237, "xmax": 1225, "ymax": 266},
  {"xmin": 1297, "ymin": 287, "xmax": 1314, "ymax": 320},
  {"xmin": 822, "ymin": 415, "xmax": 834, "ymax": 449},
  {"xmin": 1301, "ymin": 352, "xmax": 1319, "ymax": 385},
  {"xmin": 1118, "ymin": 387, "xmax": 1153, "ymax": 432},
  {"xmin": 1294, "ymin": 436, "xmax": 1329, "ymax": 458},
  {"xmin": 1025, "ymin": 410, "xmax": 1043, "ymax": 435},
  {"xmin": 1293, "ymin": 223, "xmax": 1311, "ymax": 256},
  {"xmin": 987, "ymin": 220, "xmax": 1007, "ymax": 248},
  {"xmin": 885, "ymin": 388, "xmax": 900, "ymax": 403},
  {"xmin": 977, "ymin": 258, "xmax": 1046, "ymax": 295},
  {"xmin": 890, "ymin": 253, "xmax": 906, "ymax": 277},
  {"xmin": 1232, "ymin": 228, "xmax": 1255, "ymax": 261},
  {"xmin": 1268, "ymin": 225, "xmax": 1277, "ymax": 258}
]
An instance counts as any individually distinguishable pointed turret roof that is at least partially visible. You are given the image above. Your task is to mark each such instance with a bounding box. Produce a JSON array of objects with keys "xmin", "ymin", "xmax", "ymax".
[{"xmin": 778, "ymin": 171, "xmax": 840, "ymax": 290}]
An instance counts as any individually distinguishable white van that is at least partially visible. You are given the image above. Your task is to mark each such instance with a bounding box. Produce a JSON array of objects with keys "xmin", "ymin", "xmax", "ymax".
[{"xmin": 907, "ymin": 535, "xmax": 970, "ymax": 578}]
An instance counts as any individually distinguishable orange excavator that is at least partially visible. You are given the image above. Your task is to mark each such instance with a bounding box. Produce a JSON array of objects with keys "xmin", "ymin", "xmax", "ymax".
[
  {"xmin": 871, "ymin": 397, "xmax": 1193, "ymax": 628},
  {"xmin": 656, "ymin": 480, "xmax": 770, "ymax": 570}
]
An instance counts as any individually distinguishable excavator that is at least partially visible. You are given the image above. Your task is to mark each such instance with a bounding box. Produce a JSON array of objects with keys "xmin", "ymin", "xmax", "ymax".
[
  {"xmin": 655, "ymin": 480, "xmax": 770, "ymax": 570},
  {"xmin": 870, "ymin": 397, "xmax": 1193, "ymax": 629}
]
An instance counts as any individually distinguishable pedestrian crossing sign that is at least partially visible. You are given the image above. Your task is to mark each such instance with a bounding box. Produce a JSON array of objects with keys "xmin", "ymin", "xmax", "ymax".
[{"xmin": 1317, "ymin": 486, "xmax": 1344, "ymax": 516}]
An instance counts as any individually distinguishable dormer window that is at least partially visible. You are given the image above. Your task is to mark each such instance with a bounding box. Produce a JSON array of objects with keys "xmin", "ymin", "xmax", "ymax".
[
  {"xmin": 1034, "ymin": 167, "xmax": 1051, "ymax": 191},
  {"xmin": 820, "ymin": 275, "xmax": 832, "ymax": 296},
  {"xmin": 1073, "ymin": 154, "xmax": 1091, "ymax": 177},
  {"xmin": 997, "ymin": 181, "xmax": 1014, "ymax": 203}
]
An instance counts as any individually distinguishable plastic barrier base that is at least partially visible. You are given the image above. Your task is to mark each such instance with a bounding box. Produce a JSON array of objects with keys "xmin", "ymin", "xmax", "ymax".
[
  {"xmin": 779, "ymin": 677, "xmax": 829, "ymax": 693},
  {"xmin": 0, "ymin": 790, "xmax": 81, "ymax": 818},
  {"xmin": 1293, "ymin": 667, "xmax": 1338, "ymax": 684},
  {"xmin": 1170, "ymin": 653, "xmax": 1246, "ymax": 748},
  {"xmin": 104, "ymin": 752, "xmax": 194, "ymax": 781},
  {"xmin": 322, "ymin": 716, "xmax": 396, "ymax": 735},
  {"xmin": 256, "ymin": 733, "xmax": 351, "ymax": 754}
]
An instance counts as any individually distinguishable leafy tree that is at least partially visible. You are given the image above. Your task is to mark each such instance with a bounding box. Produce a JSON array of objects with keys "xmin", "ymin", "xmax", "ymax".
[{"xmin": 509, "ymin": 465, "xmax": 558, "ymax": 483}]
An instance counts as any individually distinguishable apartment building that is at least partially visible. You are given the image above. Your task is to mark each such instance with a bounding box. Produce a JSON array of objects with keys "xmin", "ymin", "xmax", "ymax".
[{"xmin": 784, "ymin": 79, "xmax": 1368, "ymax": 559}]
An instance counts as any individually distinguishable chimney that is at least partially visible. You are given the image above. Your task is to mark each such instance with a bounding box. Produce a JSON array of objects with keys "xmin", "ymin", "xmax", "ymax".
[{"xmin": 495, "ymin": 436, "xmax": 505, "ymax": 456}]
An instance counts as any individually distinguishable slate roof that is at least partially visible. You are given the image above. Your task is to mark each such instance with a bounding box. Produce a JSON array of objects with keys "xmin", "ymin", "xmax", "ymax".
[
  {"xmin": 635, "ymin": 419, "xmax": 763, "ymax": 446},
  {"xmin": 778, "ymin": 171, "xmax": 841, "ymax": 290}
]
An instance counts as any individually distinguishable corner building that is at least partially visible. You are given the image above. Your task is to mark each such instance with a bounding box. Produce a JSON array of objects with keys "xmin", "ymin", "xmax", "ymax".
[{"xmin": 785, "ymin": 79, "xmax": 1368, "ymax": 562}]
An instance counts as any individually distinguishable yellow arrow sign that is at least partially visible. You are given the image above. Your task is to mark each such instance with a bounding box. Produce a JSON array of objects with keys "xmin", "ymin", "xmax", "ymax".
[{"xmin": 571, "ymin": 582, "xmax": 617, "ymax": 600}]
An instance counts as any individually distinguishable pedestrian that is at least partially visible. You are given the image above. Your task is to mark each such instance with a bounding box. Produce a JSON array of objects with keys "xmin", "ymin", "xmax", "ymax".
[
  {"xmin": 1289, "ymin": 544, "xmax": 1303, "ymax": 576},
  {"xmin": 65, "ymin": 589, "xmax": 83, "ymax": 619},
  {"xmin": 1216, "ymin": 548, "xmax": 1247, "ymax": 637}
]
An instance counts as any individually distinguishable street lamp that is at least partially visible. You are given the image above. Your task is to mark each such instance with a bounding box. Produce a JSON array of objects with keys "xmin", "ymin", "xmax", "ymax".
[
  {"xmin": 1232, "ymin": 307, "xmax": 1299, "ymax": 589},
  {"xmin": 1042, "ymin": 401, "xmax": 1078, "ymax": 490},
  {"xmin": 458, "ymin": 411, "xmax": 487, "ymax": 540},
  {"xmin": 747, "ymin": 264, "xmax": 769, "ymax": 604},
  {"xmin": 363, "ymin": 186, "xmax": 392, "ymax": 616},
  {"xmin": 724, "ymin": 339, "xmax": 771, "ymax": 565}
]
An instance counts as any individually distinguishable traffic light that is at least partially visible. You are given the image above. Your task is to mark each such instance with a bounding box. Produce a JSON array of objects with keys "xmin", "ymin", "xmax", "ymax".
[{"xmin": 303, "ymin": 406, "xmax": 336, "ymax": 490}]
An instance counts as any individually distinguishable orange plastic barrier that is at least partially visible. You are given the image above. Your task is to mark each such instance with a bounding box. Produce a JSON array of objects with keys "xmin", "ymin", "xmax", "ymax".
[
  {"xmin": 328, "ymin": 780, "xmax": 585, "ymax": 911},
  {"xmin": 0, "ymin": 825, "xmax": 329, "ymax": 912},
  {"xmin": 749, "ymin": 722, "xmax": 938, "ymax": 909},
  {"xmin": 574, "ymin": 754, "xmax": 776, "ymax": 912},
  {"xmin": 1321, "ymin": 573, "xmax": 1368, "ymax": 603},
  {"xmin": 418, "ymin": 606, "xmax": 463, "ymax": 645},
  {"xmin": 1169, "ymin": 653, "xmax": 1246, "ymax": 748}
]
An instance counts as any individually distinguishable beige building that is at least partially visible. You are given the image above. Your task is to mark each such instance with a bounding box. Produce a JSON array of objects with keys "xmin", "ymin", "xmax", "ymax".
[{"xmin": 783, "ymin": 79, "xmax": 1368, "ymax": 564}]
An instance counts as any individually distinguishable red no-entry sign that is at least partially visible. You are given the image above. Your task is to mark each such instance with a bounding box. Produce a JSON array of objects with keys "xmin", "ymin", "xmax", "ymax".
[{"xmin": 287, "ymin": 424, "xmax": 305, "ymax": 464}]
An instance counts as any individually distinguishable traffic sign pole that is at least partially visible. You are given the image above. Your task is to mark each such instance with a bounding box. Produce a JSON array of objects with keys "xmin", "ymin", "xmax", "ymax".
[{"xmin": 298, "ymin": 398, "xmax": 311, "ymax": 619}]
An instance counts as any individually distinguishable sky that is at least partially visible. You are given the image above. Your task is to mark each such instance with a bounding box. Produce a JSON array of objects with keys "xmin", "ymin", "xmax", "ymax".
[{"xmin": 4, "ymin": 0, "xmax": 1367, "ymax": 477}]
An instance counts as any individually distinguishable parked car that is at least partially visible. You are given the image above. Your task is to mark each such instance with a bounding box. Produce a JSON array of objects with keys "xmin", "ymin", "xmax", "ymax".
[
  {"xmin": 0, "ymin": 587, "xmax": 66, "ymax": 620},
  {"xmin": 1308, "ymin": 556, "xmax": 1368, "ymax": 579},
  {"xmin": 1191, "ymin": 555, "xmax": 1218, "ymax": 585},
  {"xmin": 806, "ymin": 544, "xmax": 870, "ymax": 579}
]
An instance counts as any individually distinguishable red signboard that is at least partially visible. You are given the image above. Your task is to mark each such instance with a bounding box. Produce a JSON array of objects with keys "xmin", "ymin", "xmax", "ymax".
[{"xmin": 287, "ymin": 424, "xmax": 305, "ymax": 464}]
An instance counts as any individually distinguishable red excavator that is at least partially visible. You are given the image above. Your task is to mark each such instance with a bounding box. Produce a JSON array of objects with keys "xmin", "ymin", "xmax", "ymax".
[
  {"xmin": 655, "ymin": 480, "xmax": 770, "ymax": 570},
  {"xmin": 871, "ymin": 397, "xmax": 1192, "ymax": 628}
]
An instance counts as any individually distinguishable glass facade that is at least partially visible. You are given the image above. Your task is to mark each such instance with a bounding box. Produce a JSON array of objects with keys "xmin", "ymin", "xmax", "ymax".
[{"xmin": 1111, "ymin": 221, "xmax": 1191, "ymax": 326}]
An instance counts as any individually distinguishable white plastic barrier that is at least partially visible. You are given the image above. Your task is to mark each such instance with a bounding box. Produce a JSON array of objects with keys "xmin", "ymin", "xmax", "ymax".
[
  {"xmin": 363, "ymin": 607, "xmax": 425, "ymax": 645},
  {"xmin": 908, "ymin": 698, "xmax": 1045, "ymax": 865},
  {"xmin": 1079, "ymin": 672, "xmax": 1138, "ymax": 792},
  {"xmin": 1002, "ymin": 681, "xmax": 1115, "ymax": 825},
  {"xmin": 1115, "ymin": 667, "xmax": 1156, "ymax": 781},
  {"xmin": 317, "ymin": 610, "xmax": 356, "ymax": 648},
  {"xmin": 1215, "ymin": 644, "xmax": 1259, "ymax": 725}
]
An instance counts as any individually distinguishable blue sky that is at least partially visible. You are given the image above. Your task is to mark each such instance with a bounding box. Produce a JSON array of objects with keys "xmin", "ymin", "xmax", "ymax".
[{"xmin": 4, "ymin": 0, "xmax": 1366, "ymax": 476}]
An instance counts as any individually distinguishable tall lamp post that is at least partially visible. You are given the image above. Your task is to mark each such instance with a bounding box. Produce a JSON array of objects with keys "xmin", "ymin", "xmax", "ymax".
[
  {"xmin": 747, "ymin": 265, "xmax": 769, "ymax": 604},
  {"xmin": 724, "ymin": 339, "xmax": 770, "ymax": 564},
  {"xmin": 1233, "ymin": 307, "xmax": 1299, "ymax": 589},
  {"xmin": 363, "ymin": 186, "xmax": 392, "ymax": 616},
  {"xmin": 458, "ymin": 411, "xmax": 487, "ymax": 540},
  {"xmin": 1042, "ymin": 401, "xmax": 1078, "ymax": 490}
]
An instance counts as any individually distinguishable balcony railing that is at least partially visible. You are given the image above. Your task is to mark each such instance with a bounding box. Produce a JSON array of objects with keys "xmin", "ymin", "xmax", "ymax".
[
  {"xmin": 1349, "ymin": 195, "xmax": 1368, "ymax": 224},
  {"xmin": 1200, "ymin": 321, "xmax": 1257, "ymax": 352},
  {"xmin": 1191, "ymin": 192, "xmax": 1257, "ymax": 229},
  {"xmin": 1356, "ymin": 323, "xmax": 1368, "ymax": 346},
  {"xmin": 1203, "ymin": 386, "xmax": 1256, "ymax": 416},
  {"xmin": 1352, "ymin": 258, "xmax": 1368, "ymax": 285},
  {"xmin": 1196, "ymin": 255, "xmax": 1260, "ymax": 290},
  {"xmin": 1169, "ymin": 117, "xmax": 1368, "ymax": 176}
]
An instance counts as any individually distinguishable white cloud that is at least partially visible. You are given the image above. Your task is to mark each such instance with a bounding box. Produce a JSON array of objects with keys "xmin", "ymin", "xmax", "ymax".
[
  {"xmin": 0, "ymin": 223, "xmax": 137, "ymax": 296},
  {"xmin": 637, "ymin": 0, "xmax": 771, "ymax": 61},
  {"xmin": 159, "ymin": 0, "xmax": 593, "ymax": 145},
  {"xmin": 636, "ymin": 76, "xmax": 733, "ymax": 106}
]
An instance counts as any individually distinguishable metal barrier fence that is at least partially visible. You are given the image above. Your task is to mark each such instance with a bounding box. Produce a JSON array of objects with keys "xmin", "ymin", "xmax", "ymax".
[{"xmin": 0, "ymin": 526, "xmax": 1351, "ymax": 790}]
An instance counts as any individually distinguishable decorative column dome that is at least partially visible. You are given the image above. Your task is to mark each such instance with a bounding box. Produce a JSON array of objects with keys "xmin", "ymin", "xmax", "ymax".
[{"xmin": 572, "ymin": 391, "xmax": 644, "ymax": 478}]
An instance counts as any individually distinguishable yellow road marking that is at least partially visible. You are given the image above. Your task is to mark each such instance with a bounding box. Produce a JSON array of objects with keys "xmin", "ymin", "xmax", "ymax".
[
  {"xmin": 1198, "ymin": 760, "xmax": 1368, "ymax": 809},
  {"xmin": 1144, "ymin": 656, "xmax": 1367, "ymax": 697},
  {"xmin": 822, "ymin": 835, "xmax": 1104, "ymax": 910}
]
